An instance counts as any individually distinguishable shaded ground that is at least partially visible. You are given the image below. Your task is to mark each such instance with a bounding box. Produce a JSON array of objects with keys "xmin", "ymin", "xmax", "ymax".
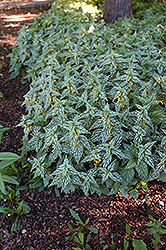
[{"xmin": 0, "ymin": 2, "xmax": 166, "ymax": 250}]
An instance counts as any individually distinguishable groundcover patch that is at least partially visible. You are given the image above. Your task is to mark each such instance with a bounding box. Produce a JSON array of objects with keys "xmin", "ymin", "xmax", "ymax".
[{"xmin": 9, "ymin": 0, "xmax": 166, "ymax": 197}]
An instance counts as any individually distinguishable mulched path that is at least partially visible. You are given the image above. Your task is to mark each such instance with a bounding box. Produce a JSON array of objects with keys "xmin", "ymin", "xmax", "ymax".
[{"xmin": 0, "ymin": 2, "xmax": 166, "ymax": 250}]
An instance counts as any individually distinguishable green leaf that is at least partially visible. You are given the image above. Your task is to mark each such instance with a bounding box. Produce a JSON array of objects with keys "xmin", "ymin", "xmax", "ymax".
[
  {"xmin": 94, "ymin": 44, "xmax": 105, "ymax": 54},
  {"xmin": 130, "ymin": 189, "xmax": 139, "ymax": 200},
  {"xmin": 54, "ymin": 187, "xmax": 60, "ymax": 197},
  {"xmin": 78, "ymin": 232, "xmax": 84, "ymax": 244},
  {"xmin": 69, "ymin": 209, "xmax": 83, "ymax": 224},
  {"xmin": 77, "ymin": 225, "xmax": 82, "ymax": 233},
  {"xmin": 159, "ymin": 228, "xmax": 166, "ymax": 234},
  {"xmin": 85, "ymin": 217, "xmax": 90, "ymax": 226},
  {"xmin": 148, "ymin": 215, "xmax": 154, "ymax": 221},
  {"xmin": 132, "ymin": 239, "xmax": 147, "ymax": 250},
  {"xmin": 0, "ymin": 152, "xmax": 21, "ymax": 161},
  {"xmin": 125, "ymin": 224, "xmax": 131, "ymax": 237},
  {"xmin": 88, "ymin": 227, "xmax": 98, "ymax": 234},
  {"xmin": 0, "ymin": 159, "xmax": 19, "ymax": 171},
  {"xmin": 0, "ymin": 207, "xmax": 16, "ymax": 214},
  {"xmin": 2, "ymin": 175, "xmax": 19, "ymax": 185},
  {"xmin": 73, "ymin": 235, "xmax": 80, "ymax": 243},
  {"xmin": 135, "ymin": 162, "xmax": 148, "ymax": 180},
  {"xmin": 113, "ymin": 182, "xmax": 121, "ymax": 193},
  {"xmin": 0, "ymin": 127, "xmax": 10, "ymax": 134},
  {"xmin": 146, "ymin": 228, "xmax": 156, "ymax": 235},
  {"xmin": 68, "ymin": 223, "xmax": 73, "ymax": 233},
  {"xmin": 21, "ymin": 202, "xmax": 31, "ymax": 212},
  {"xmin": 124, "ymin": 159, "xmax": 137, "ymax": 170},
  {"xmin": 86, "ymin": 233, "xmax": 91, "ymax": 243},
  {"xmin": 0, "ymin": 172, "xmax": 7, "ymax": 195},
  {"xmin": 0, "ymin": 92, "xmax": 3, "ymax": 98},
  {"xmin": 11, "ymin": 217, "xmax": 19, "ymax": 231},
  {"xmin": 124, "ymin": 238, "xmax": 129, "ymax": 250},
  {"xmin": 0, "ymin": 127, "xmax": 10, "ymax": 144},
  {"xmin": 103, "ymin": 245, "xmax": 108, "ymax": 250}
]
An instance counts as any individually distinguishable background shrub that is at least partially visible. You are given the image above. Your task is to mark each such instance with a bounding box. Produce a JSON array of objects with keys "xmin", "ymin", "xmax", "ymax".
[{"xmin": 9, "ymin": 0, "xmax": 166, "ymax": 197}]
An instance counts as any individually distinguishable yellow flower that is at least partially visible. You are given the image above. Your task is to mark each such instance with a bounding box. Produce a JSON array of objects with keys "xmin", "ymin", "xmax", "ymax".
[
  {"xmin": 24, "ymin": 124, "xmax": 28, "ymax": 128},
  {"xmin": 73, "ymin": 130, "xmax": 76, "ymax": 134},
  {"xmin": 74, "ymin": 140, "xmax": 79, "ymax": 145},
  {"xmin": 102, "ymin": 116, "xmax": 105, "ymax": 120},
  {"xmin": 76, "ymin": 132, "xmax": 80, "ymax": 137},
  {"xmin": 127, "ymin": 88, "xmax": 132, "ymax": 93},
  {"xmin": 107, "ymin": 135, "xmax": 112, "ymax": 140},
  {"xmin": 121, "ymin": 102, "xmax": 125, "ymax": 108},
  {"xmin": 118, "ymin": 97, "xmax": 122, "ymax": 102},
  {"xmin": 121, "ymin": 93, "xmax": 125, "ymax": 97},
  {"xmin": 65, "ymin": 172, "xmax": 70, "ymax": 176},
  {"xmin": 142, "ymin": 120, "xmax": 145, "ymax": 126},
  {"xmin": 48, "ymin": 94, "xmax": 51, "ymax": 98},
  {"xmin": 29, "ymin": 126, "xmax": 32, "ymax": 132},
  {"xmin": 108, "ymin": 123, "xmax": 113, "ymax": 130}
]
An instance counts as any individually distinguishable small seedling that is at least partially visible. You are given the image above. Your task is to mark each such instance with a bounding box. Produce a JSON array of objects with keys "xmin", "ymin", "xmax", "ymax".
[
  {"xmin": 145, "ymin": 215, "xmax": 166, "ymax": 250},
  {"xmin": 0, "ymin": 200, "xmax": 31, "ymax": 231},
  {"xmin": 124, "ymin": 223, "xmax": 147, "ymax": 250},
  {"xmin": 66, "ymin": 208, "xmax": 98, "ymax": 250}
]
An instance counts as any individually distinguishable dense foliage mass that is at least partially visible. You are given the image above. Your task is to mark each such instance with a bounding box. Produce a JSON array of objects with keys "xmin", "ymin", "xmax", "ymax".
[{"xmin": 9, "ymin": 0, "xmax": 166, "ymax": 198}]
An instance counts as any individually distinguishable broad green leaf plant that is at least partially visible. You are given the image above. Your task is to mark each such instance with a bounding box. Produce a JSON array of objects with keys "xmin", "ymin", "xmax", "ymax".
[{"xmin": 9, "ymin": 0, "xmax": 166, "ymax": 197}]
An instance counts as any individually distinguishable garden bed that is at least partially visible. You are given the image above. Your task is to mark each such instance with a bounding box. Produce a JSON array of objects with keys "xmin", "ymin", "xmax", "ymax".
[{"xmin": 0, "ymin": 1, "xmax": 166, "ymax": 249}]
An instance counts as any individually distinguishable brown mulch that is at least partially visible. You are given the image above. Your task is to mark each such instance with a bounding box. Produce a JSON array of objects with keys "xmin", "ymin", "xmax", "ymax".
[{"xmin": 0, "ymin": 2, "xmax": 166, "ymax": 250}]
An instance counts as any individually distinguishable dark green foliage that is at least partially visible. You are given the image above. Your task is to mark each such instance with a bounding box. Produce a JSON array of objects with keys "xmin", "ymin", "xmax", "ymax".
[{"xmin": 9, "ymin": 0, "xmax": 166, "ymax": 197}]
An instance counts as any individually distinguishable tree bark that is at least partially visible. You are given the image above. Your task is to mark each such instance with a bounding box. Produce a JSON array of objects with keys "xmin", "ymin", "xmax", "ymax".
[{"xmin": 103, "ymin": 0, "xmax": 133, "ymax": 24}]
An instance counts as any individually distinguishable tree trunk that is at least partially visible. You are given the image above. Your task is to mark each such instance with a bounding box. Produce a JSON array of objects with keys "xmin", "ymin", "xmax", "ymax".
[{"xmin": 103, "ymin": 0, "xmax": 133, "ymax": 24}]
